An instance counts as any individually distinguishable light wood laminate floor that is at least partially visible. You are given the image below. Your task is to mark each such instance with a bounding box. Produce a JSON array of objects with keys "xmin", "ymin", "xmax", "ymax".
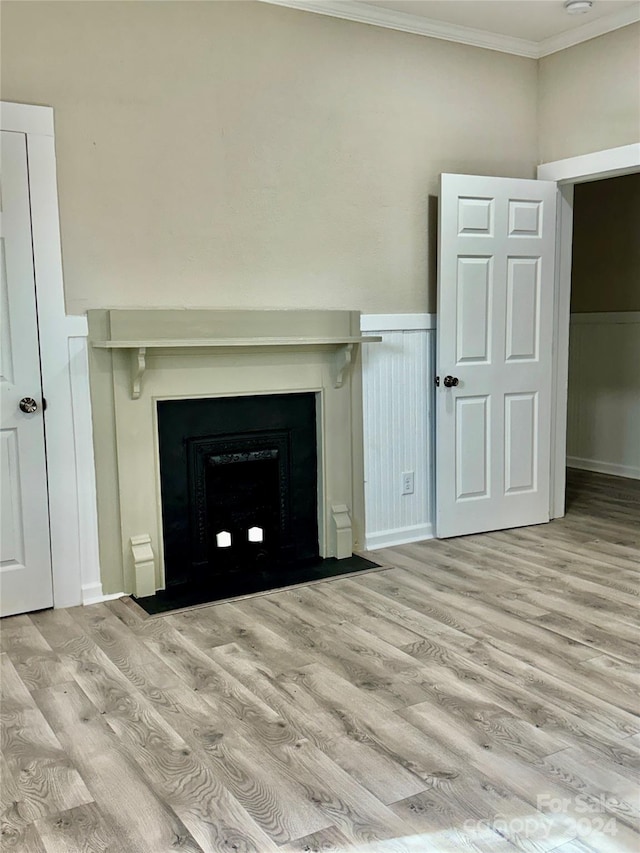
[{"xmin": 1, "ymin": 469, "xmax": 638, "ymax": 852}]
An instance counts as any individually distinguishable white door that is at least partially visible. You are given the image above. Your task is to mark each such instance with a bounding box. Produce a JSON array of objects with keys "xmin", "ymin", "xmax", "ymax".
[
  {"xmin": 436, "ymin": 174, "xmax": 557, "ymax": 538},
  {"xmin": 0, "ymin": 130, "xmax": 53, "ymax": 616}
]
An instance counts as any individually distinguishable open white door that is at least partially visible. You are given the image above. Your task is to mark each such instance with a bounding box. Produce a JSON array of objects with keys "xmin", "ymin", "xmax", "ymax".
[
  {"xmin": 436, "ymin": 174, "xmax": 557, "ymax": 538},
  {"xmin": 0, "ymin": 130, "xmax": 53, "ymax": 615}
]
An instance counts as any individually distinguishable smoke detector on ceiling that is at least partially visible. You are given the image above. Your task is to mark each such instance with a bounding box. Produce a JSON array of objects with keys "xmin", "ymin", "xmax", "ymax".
[{"xmin": 564, "ymin": 0, "xmax": 594, "ymax": 14}]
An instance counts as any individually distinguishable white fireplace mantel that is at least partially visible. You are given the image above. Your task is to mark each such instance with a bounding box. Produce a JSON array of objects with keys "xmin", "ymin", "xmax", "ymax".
[
  {"xmin": 92, "ymin": 333, "xmax": 381, "ymax": 398},
  {"xmin": 87, "ymin": 308, "xmax": 374, "ymax": 598}
]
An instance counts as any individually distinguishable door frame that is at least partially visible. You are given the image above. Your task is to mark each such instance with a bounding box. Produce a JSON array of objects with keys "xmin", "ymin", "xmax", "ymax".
[
  {"xmin": 1, "ymin": 101, "xmax": 102, "ymax": 608},
  {"xmin": 538, "ymin": 142, "xmax": 640, "ymax": 519}
]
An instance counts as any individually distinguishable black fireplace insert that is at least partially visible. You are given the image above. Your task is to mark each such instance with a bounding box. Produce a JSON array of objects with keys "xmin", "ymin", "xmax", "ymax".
[
  {"xmin": 134, "ymin": 392, "xmax": 377, "ymax": 614},
  {"xmin": 158, "ymin": 391, "xmax": 319, "ymax": 580}
]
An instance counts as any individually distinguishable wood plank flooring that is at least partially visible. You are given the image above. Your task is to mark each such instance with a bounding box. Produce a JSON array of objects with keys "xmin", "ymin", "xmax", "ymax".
[{"xmin": 1, "ymin": 469, "xmax": 638, "ymax": 852}]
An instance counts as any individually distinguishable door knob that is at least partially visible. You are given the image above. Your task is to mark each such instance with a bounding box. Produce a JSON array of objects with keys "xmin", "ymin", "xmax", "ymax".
[
  {"xmin": 19, "ymin": 397, "xmax": 38, "ymax": 413},
  {"xmin": 443, "ymin": 376, "xmax": 459, "ymax": 388}
]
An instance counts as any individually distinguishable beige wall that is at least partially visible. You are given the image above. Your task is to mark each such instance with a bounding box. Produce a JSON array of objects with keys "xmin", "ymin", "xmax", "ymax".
[
  {"xmin": 1, "ymin": 1, "xmax": 538, "ymax": 315},
  {"xmin": 571, "ymin": 173, "xmax": 640, "ymax": 313},
  {"xmin": 538, "ymin": 23, "xmax": 640, "ymax": 164}
]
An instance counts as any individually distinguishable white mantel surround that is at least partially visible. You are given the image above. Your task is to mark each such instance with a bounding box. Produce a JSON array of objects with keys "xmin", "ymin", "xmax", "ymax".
[{"xmin": 87, "ymin": 309, "xmax": 379, "ymax": 598}]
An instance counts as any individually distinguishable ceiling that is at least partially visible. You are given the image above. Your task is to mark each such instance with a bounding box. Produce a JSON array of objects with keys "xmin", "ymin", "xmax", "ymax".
[
  {"xmin": 261, "ymin": 0, "xmax": 640, "ymax": 56},
  {"xmin": 364, "ymin": 1, "xmax": 639, "ymax": 41}
]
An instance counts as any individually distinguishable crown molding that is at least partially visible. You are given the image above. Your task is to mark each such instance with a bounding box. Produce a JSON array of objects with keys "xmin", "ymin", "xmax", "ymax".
[
  {"xmin": 259, "ymin": 0, "xmax": 640, "ymax": 59},
  {"xmin": 537, "ymin": 3, "xmax": 640, "ymax": 56},
  {"xmin": 258, "ymin": 0, "xmax": 539, "ymax": 57}
]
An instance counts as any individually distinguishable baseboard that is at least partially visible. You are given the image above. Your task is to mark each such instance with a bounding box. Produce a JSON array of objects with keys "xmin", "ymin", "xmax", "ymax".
[
  {"xmin": 365, "ymin": 524, "xmax": 434, "ymax": 550},
  {"xmin": 567, "ymin": 456, "xmax": 640, "ymax": 481},
  {"xmin": 81, "ymin": 583, "xmax": 126, "ymax": 606}
]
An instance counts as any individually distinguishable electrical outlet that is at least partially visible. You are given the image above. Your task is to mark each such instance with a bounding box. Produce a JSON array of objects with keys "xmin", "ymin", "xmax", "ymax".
[{"xmin": 402, "ymin": 471, "xmax": 414, "ymax": 495}]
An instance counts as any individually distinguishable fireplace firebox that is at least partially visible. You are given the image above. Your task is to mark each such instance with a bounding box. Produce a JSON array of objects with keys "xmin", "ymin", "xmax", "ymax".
[{"xmin": 157, "ymin": 393, "xmax": 319, "ymax": 597}]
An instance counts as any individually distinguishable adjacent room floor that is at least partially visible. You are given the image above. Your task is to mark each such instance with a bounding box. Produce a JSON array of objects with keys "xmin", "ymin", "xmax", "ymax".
[{"xmin": 1, "ymin": 469, "xmax": 638, "ymax": 852}]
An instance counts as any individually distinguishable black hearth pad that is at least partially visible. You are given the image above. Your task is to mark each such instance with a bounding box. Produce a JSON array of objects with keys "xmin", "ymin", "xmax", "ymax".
[{"xmin": 134, "ymin": 554, "xmax": 381, "ymax": 616}]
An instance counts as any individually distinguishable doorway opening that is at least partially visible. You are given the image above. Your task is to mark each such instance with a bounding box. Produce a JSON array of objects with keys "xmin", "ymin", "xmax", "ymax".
[
  {"xmin": 565, "ymin": 173, "xmax": 640, "ymax": 509},
  {"xmin": 537, "ymin": 142, "xmax": 640, "ymax": 522}
]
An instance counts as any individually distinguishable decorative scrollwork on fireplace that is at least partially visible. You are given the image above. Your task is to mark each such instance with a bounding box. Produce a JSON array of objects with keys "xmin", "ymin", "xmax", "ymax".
[{"xmin": 188, "ymin": 432, "xmax": 291, "ymax": 564}]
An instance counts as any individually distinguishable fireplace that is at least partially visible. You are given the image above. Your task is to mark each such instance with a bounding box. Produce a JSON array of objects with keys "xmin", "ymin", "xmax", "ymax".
[
  {"xmin": 157, "ymin": 393, "xmax": 319, "ymax": 595},
  {"xmin": 87, "ymin": 309, "xmax": 380, "ymax": 602}
]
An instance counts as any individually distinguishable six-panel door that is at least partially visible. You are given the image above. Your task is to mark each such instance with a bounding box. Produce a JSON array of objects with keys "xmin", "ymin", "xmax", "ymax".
[{"xmin": 436, "ymin": 174, "xmax": 557, "ymax": 538}]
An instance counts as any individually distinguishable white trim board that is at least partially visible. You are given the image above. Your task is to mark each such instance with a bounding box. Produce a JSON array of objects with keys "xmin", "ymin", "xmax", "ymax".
[
  {"xmin": 547, "ymin": 185, "xmax": 574, "ymax": 521},
  {"xmin": 366, "ymin": 524, "xmax": 434, "ymax": 551},
  {"xmin": 68, "ymin": 336, "xmax": 103, "ymax": 604},
  {"xmin": 259, "ymin": 0, "xmax": 640, "ymax": 58},
  {"xmin": 0, "ymin": 102, "xmax": 54, "ymax": 136},
  {"xmin": 81, "ymin": 585, "xmax": 126, "ymax": 606},
  {"xmin": 538, "ymin": 144, "xmax": 640, "ymax": 185},
  {"xmin": 360, "ymin": 313, "xmax": 436, "ymax": 332}
]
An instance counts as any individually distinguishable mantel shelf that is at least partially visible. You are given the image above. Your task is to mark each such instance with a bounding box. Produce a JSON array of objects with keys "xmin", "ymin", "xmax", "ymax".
[
  {"xmin": 92, "ymin": 335, "xmax": 382, "ymax": 398},
  {"xmin": 92, "ymin": 335, "xmax": 381, "ymax": 349}
]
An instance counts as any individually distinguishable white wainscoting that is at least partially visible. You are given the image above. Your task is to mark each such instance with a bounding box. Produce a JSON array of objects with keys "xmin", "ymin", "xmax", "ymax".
[
  {"xmin": 361, "ymin": 314, "xmax": 436, "ymax": 549},
  {"xmin": 567, "ymin": 312, "xmax": 640, "ymax": 480}
]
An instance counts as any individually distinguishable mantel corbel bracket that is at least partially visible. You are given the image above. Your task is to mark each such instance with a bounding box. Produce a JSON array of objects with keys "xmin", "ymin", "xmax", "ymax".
[
  {"xmin": 89, "ymin": 334, "xmax": 381, "ymax": 397},
  {"xmin": 334, "ymin": 343, "xmax": 355, "ymax": 389},
  {"xmin": 131, "ymin": 347, "xmax": 147, "ymax": 399}
]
